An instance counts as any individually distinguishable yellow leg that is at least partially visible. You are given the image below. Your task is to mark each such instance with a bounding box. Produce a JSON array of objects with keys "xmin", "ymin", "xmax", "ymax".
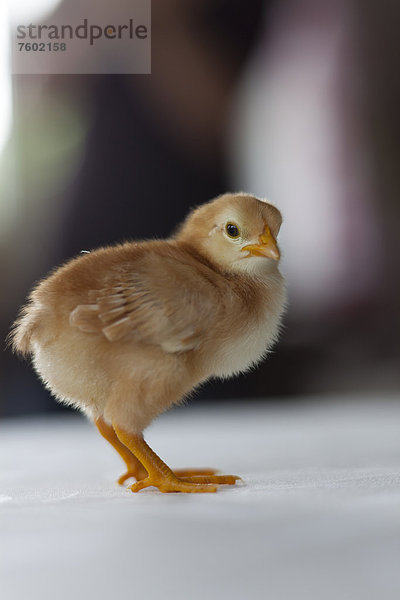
[
  {"xmin": 96, "ymin": 418, "xmax": 240, "ymax": 490},
  {"xmin": 95, "ymin": 418, "xmax": 148, "ymax": 484},
  {"xmin": 113, "ymin": 424, "xmax": 229, "ymax": 493}
]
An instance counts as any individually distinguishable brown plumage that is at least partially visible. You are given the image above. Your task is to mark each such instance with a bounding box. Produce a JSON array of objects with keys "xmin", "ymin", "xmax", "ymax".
[{"xmin": 10, "ymin": 193, "xmax": 286, "ymax": 493}]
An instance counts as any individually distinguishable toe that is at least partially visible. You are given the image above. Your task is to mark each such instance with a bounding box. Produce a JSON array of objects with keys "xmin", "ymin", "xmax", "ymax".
[
  {"xmin": 173, "ymin": 468, "xmax": 218, "ymax": 477},
  {"xmin": 180, "ymin": 475, "xmax": 240, "ymax": 485},
  {"xmin": 118, "ymin": 472, "xmax": 134, "ymax": 485},
  {"xmin": 128, "ymin": 476, "xmax": 217, "ymax": 494},
  {"xmin": 128, "ymin": 478, "xmax": 151, "ymax": 493},
  {"xmin": 159, "ymin": 482, "xmax": 218, "ymax": 494},
  {"xmin": 118, "ymin": 467, "xmax": 148, "ymax": 485}
]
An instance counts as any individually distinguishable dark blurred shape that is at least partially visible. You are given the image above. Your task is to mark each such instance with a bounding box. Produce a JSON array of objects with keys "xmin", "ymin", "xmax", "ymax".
[{"xmin": 353, "ymin": 0, "xmax": 400, "ymax": 352}]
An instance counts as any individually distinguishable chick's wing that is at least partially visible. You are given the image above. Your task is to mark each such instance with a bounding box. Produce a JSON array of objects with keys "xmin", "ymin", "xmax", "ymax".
[{"xmin": 69, "ymin": 253, "xmax": 222, "ymax": 352}]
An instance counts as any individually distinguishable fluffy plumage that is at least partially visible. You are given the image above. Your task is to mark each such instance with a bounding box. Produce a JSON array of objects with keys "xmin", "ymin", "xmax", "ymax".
[{"xmin": 10, "ymin": 192, "xmax": 286, "ymax": 493}]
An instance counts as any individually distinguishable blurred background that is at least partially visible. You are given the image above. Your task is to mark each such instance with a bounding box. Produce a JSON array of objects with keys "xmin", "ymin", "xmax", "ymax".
[{"xmin": 1, "ymin": 0, "xmax": 400, "ymax": 417}]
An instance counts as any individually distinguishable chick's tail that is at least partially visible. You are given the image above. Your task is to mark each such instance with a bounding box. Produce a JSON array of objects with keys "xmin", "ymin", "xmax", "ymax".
[{"xmin": 8, "ymin": 303, "xmax": 41, "ymax": 356}]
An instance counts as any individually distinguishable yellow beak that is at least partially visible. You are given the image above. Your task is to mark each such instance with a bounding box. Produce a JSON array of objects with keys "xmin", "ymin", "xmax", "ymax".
[{"xmin": 242, "ymin": 225, "xmax": 280, "ymax": 260}]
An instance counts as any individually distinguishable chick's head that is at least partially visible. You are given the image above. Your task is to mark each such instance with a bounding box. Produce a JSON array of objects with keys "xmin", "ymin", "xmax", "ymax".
[{"xmin": 175, "ymin": 193, "xmax": 282, "ymax": 275}]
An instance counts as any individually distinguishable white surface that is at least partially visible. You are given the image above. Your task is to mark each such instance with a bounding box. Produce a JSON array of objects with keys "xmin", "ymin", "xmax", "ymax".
[{"xmin": 1, "ymin": 396, "xmax": 400, "ymax": 600}]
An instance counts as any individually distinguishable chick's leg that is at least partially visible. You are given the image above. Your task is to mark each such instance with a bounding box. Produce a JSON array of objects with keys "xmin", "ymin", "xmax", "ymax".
[
  {"xmin": 113, "ymin": 424, "xmax": 219, "ymax": 493},
  {"xmin": 96, "ymin": 419, "xmax": 236, "ymax": 486},
  {"xmin": 95, "ymin": 418, "xmax": 148, "ymax": 484}
]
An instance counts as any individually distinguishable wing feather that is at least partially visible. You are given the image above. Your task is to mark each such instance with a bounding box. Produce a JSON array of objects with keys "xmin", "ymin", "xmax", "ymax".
[{"xmin": 69, "ymin": 254, "xmax": 221, "ymax": 352}]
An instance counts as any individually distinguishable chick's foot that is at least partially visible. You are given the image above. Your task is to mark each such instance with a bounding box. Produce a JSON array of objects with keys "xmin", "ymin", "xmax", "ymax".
[
  {"xmin": 113, "ymin": 424, "xmax": 228, "ymax": 494},
  {"xmin": 129, "ymin": 474, "xmax": 217, "ymax": 494}
]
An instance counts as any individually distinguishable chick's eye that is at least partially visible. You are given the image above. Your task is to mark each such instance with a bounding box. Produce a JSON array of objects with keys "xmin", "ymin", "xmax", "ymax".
[{"xmin": 225, "ymin": 223, "xmax": 240, "ymax": 238}]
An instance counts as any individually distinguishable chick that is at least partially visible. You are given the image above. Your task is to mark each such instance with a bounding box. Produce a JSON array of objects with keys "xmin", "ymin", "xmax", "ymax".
[{"xmin": 10, "ymin": 193, "xmax": 286, "ymax": 493}]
